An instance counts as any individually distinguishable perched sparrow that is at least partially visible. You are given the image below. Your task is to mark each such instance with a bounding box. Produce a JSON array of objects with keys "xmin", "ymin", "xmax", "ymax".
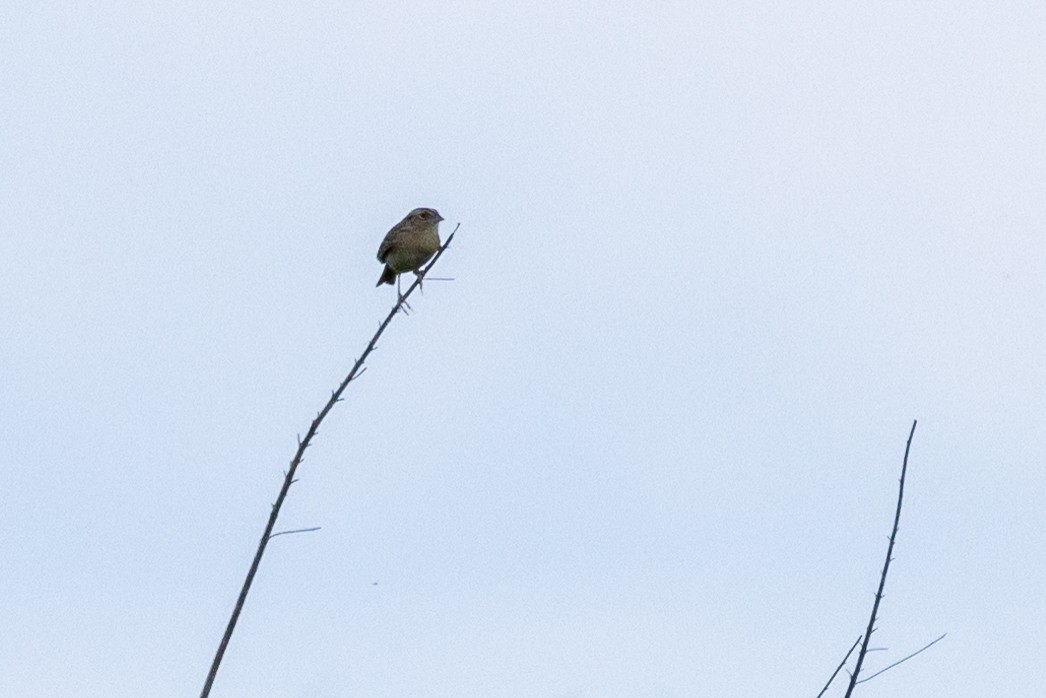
[{"xmin": 376, "ymin": 207, "xmax": 443, "ymax": 288}]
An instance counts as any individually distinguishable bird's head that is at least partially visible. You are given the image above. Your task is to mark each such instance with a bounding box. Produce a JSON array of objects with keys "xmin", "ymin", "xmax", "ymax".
[{"xmin": 408, "ymin": 207, "xmax": 443, "ymax": 224}]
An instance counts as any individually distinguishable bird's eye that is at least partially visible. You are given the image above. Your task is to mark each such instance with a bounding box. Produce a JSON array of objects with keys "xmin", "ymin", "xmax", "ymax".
[{"xmin": 419, "ymin": 211, "xmax": 431, "ymax": 219}]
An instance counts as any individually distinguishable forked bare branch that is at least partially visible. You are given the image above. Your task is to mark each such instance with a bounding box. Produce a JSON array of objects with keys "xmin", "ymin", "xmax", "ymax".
[
  {"xmin": 816, "ymin": 635, "xmax": 862, "ymax": 698},
  {"xmin": 199, "ymin": 226, "xmax": 458, "ymax": 698},
  {"xmin": 843, "ymin": 420, "xmax": 918, "ymax": 697}
]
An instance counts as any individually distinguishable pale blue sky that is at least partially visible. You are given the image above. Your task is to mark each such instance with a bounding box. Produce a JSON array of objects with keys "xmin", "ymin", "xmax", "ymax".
[{"xmin": 2, "ymin": 2, "xmax": 1044, "ymax": 696}]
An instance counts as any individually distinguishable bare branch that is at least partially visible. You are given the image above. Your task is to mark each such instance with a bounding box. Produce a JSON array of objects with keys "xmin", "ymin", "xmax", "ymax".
[
  {"xmin": 843, "ymin": 420, "xmax": 918, "ymax": 697},
  {"xmin": 199, "ymin": 230, "xmax": 457, "ymax": 698},
  {"xmin": 269, "ymin": 527, "xmax": 322, "ymax": 539},
  {"xmin": 816, "ymin": 635, "xmax": 862, "ymax": 698},
  {"xmin": 856, "ymin": 633, "xmax": 947, "ymax": 685}
]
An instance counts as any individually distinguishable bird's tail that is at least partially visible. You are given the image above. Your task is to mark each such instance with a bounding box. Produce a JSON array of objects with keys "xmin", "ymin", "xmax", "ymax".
[{"xmin": 376, "ymin": 265, "xmax": 396, "ymax": 286}]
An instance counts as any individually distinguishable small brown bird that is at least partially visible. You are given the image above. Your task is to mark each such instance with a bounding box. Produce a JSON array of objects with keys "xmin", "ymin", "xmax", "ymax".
[{"xmin": 376, "ymin": 207, "xmax": 444, "ymax": 292}]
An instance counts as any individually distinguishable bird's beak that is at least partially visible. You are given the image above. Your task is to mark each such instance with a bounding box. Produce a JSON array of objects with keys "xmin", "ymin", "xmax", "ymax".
[{"xmin": 436, "ymin": 213, "xmax": 445, "ymax": 222}]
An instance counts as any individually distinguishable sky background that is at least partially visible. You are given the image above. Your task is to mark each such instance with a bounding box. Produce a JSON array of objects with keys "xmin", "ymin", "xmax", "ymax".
[{"xmin": 2, "ymin": 2, "xmax": 1044, "ymax": 696}]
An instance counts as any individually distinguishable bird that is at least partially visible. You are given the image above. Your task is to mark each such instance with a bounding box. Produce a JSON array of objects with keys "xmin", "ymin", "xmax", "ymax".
[{"xmin": 375, "ymin": 208, "xmax": 443, "ymax": 296}]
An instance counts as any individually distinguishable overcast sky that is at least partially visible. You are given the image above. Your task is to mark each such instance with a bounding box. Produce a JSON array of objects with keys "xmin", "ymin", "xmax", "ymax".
[{"xmin": 2, "ymin": 2, "xmax": 1044, "ymax": 696}]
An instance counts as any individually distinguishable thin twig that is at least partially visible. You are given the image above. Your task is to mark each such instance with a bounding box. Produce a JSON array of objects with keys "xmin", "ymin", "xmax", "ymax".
[
  {"xmin": 269, "ymin": 527, "xmax": 322, "ymax": 539},
  {"xmin": 856, "ymin": 633, "xmax": 947, "ymax": 685},
  {"xmin": 843, "ymin": 420, "xmax": 918, "ymax": 697},
  {"xmin": 199, "ymin": 227, "xmax": 457, "ymax": 698},
  {"xmin": 816, "ymin": 635, "xmax": 862, "ymax": 698}
]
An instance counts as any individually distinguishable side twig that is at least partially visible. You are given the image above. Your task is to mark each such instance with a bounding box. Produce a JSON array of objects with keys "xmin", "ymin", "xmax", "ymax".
[
  {"xmin": 843, "ymin": 419, "xmax": 918, "ymax": 697},
  {"xmin": 816, "ymin": 635, "xmax": 862, "ymax": 698},
  {"xmin": 269, "ymin": 527, "xmax": 322, "ymax": 539},
  {"xmin": 199, "ymin": 227, "xmax": 458, "ymax": 698},
  {"xmin": 855, "ymin": 632, "xmax": 947, "ymax": 685}
]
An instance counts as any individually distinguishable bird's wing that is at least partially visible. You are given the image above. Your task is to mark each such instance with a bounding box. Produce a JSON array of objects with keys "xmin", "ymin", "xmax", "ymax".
[{"xmin": 376, "ymin": 224, "xmax": 405, "ymax": 262}]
